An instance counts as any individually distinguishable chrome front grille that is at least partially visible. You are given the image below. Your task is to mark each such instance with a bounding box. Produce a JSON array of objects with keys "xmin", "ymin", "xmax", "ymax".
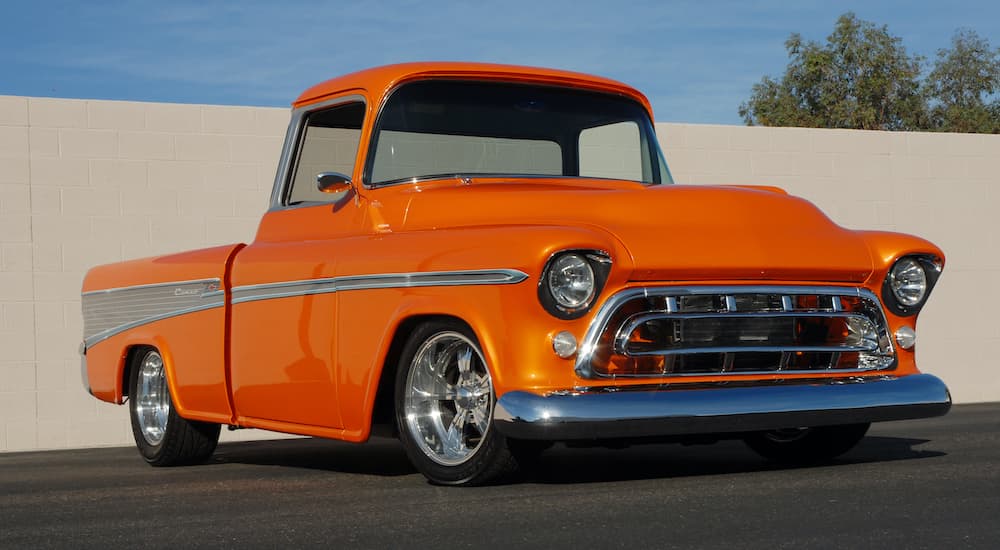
[{"xmin": 575, "ymin": 286, "xmax": 896, "ymax": 378}]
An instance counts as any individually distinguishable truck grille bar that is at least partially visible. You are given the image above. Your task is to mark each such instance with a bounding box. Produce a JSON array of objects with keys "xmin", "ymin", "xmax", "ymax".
[{"xmin": 575, "ymin": 286, "xmax": 896, "ymax": 378}]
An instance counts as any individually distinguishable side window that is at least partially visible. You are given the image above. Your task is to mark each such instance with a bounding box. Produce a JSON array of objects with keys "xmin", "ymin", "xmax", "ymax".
[
  {"xmin": 578, "ymin": 121, "xmax": 642, "ymax": 181},
  {"xmin": 287, "ymin": 101, "xmax": 365, "ymax": 204}
]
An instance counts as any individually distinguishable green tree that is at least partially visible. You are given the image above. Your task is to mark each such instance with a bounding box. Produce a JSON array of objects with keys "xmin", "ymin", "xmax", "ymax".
[
  {"xmin": 740, "ymin": 13, "xmax": 925, "ymax": 130},
  {"xmin": 924, "ymin": 30, "xmax": 1000, "ymax": 133}
]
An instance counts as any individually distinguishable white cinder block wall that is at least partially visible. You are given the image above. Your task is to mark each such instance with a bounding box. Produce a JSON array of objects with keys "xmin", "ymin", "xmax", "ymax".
[
  {"xmin": 0, "ymin": 95, "xmax": 996, "ymax": 452},
  {"xmin": 0, "ymin": 96, "xmax": 288, "ymax": 452}
]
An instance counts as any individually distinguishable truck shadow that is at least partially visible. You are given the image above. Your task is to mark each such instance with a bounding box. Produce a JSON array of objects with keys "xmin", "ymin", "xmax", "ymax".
[
  {"xmin": 522, "ymin": 436, "xmax": 945, "ymax": 484},
  {"xmin": 207, "ymin": 435, "xmax": 944, "ymax": 484},
  {"xmin": 209, "ymin": 437, "xmax": 416, "ymax": 477}
]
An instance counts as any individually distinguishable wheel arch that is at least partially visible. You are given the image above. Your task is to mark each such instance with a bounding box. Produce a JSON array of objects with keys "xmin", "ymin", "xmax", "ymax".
[
  {"xmin": 118, "ymin": 335, "xmax": 180, "ymax": 406},
  {"xmin": 369, "ymin": 313, "xmax": 476, "ymax": 437},
  {"xmin": 120, "ymin": 344, "xmax": 153, "ymax": 399}
]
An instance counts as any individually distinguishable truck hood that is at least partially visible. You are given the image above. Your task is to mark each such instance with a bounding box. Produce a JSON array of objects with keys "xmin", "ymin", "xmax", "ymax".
[{"xmin": 395, "ymin": 181, "xmax": 873, "ymax": 283}]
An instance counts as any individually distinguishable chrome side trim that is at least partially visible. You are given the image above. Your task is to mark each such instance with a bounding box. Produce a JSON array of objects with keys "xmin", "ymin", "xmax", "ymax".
[
  {"xmin": 81, "ymin": 269, "xmax": 528, "ymax": 348},
  {"xmin": 493, "ymin": 373, "xmax": 952, "ymax": 440},
  {"xmin": 232, "ymin": 269, "xmax": 529, "ymax": 305},
  {"xmin": 81, "ymin": 278, "xmax": 221, "ymax": 297},
  {"xmin": 82, "ymin": 278, "xmax": 224, "ymax": 348}
]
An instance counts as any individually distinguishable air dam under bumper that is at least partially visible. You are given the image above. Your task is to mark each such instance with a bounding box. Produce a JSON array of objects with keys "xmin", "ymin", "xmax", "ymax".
[{"xmin": 493, "ymin": 374, "xmax": 951, "ymax": 440}]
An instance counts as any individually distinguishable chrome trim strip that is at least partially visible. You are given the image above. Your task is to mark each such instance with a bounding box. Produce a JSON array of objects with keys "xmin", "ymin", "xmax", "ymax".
[
  {"xmin": 493, "ymin": 374, "xmax": 952, "ymax": 440},
  {"xmin": 84, "ymin": 302, "xmax": 225, "ymax": 349},
  {"xmin": 82, "ymin": 278, "xmax": 225, "ymax": 349},
  {"xmin": 82, "ymin": 278, "xmax": 221, "ymax": 297},
  {"xmin": 81, "ymin": 269, "xmax": 528, "ymax": 348},
  {"xmin": 575, "ymin": 285, "xmax": 893, "ymax": 379},
  {"xmin": 232, "ymin": 269, "xmax": 529, "ymax": 305},
  {"xmin": 367, "ymin": 173, "xmax": 660, "ymax": 189},
  {"xmin": 269, "ymin": 111, "xmax": 301, "ymax": 208}
]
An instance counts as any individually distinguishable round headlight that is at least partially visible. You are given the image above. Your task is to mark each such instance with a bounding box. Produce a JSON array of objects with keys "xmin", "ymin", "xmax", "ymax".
[
  {"xmin": 889, "ymin": 258, "xmax": 928, "ymax": 307},
  {"xmin": 547, "ymin": 254, "xmax": 595, "ymax": 309}
]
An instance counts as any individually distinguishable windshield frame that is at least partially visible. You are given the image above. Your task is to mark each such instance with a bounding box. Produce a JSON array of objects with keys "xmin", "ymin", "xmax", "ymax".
[{"xmin": 362, "ymin": 79, "xmax": 673, "ymax": 188}]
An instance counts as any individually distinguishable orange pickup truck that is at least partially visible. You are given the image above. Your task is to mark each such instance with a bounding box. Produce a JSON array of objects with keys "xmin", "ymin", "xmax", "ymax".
[{"xmin": 81, "ymin": 62, "xmax": 950, "ymax": 485}]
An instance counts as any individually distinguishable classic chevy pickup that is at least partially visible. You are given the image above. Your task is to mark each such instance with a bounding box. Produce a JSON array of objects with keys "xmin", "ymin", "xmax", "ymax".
[{"xmin": 81, "ymin": 62, "xmax": 950, "ymax": 485}]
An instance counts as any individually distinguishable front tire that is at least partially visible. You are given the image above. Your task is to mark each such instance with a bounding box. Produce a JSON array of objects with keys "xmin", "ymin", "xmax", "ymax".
[
  {"xmin": 128, "ymin": 348, "xmax": 220, "ymax": 466},
  {"xmin": 394, "ymin": 321, "xmax": 519, "ymax": 485},
  {"xmin": 743, "ymin": 423, "xmax": 870, "ymax": 464}
]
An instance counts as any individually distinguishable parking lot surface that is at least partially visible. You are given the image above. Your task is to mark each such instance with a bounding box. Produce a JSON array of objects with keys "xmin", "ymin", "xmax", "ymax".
[{"xmin": 1, "ymin": 403, "xmax": 997, "ymax": 549}]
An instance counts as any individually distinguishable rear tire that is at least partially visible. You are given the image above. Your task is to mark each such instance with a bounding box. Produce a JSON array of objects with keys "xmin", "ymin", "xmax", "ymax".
[
  {"xmin": 128, "ymin": 348, "xmax": 220, "ymax": 466},
  {"xmin": 394, "ymin": 321, "xmax": 519, "ymax": 485},
  {"xmin": 743, "ymin": 423, "xmax": 870, "ymax": 464}
]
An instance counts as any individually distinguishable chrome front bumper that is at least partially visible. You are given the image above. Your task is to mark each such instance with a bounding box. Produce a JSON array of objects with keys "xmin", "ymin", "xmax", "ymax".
[{"xmin": 493, "ymin": 374, "xmax": 951, "ymax": 440}]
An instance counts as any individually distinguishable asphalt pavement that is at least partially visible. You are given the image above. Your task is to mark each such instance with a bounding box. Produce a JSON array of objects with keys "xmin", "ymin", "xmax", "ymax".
[{"xmin": 2, "ymin": 403, "xmax": 998, "ymax": 549}]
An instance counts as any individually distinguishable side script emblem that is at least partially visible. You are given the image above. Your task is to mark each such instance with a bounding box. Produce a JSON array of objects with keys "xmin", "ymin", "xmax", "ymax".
[{"xmin": 174, "ymin": 281, "xmax": 219, "ymax": 297}]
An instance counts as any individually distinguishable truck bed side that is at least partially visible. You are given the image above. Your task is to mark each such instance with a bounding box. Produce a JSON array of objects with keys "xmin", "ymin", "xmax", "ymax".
[{"xmin": 81, "ymin": 244, "xmax": 245, "ymax": 425}]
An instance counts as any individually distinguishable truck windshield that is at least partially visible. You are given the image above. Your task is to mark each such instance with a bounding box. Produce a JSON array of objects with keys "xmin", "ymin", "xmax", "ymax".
[{"xmin": 366, "ymin": 80, "xmax": 673, "ymax": 186}]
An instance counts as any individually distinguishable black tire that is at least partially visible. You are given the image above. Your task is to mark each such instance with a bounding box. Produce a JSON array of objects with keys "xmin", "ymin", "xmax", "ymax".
[
  {"xmin": 394, "ymin": 320, "xmax": 520, "ymax": 485},
  {"xmin": 743, "ymin": 423, "xmax": 870, "ymax": 464},
  {"xmin": 128, "ymin": 348, "xmax": 220, "ymax": 466}
]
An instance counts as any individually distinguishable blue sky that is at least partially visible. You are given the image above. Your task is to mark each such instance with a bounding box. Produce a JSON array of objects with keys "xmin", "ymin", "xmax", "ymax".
[{"xmin": 2, "ymin": 0, "xmax": 998, "ymax": 125}]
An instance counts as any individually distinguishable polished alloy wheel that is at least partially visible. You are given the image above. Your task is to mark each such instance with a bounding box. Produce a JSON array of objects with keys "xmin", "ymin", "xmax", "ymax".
[
  {"xmin": 134, "ymin": 350, "xmax": 170, "ymax": 446},
  {"xmin": 403, "ymin": 331, "xmax": 493, "ymax": 466}
]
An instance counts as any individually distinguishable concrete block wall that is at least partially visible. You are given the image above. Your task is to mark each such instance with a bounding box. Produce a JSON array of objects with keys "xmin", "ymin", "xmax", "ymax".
[
  {"xmin": 0, "ymin": 96, "xmax": 287, "ymax": 452},
  {"xmin": 0, "ymin": 95, "xmax": 996, "ymax": 452}
]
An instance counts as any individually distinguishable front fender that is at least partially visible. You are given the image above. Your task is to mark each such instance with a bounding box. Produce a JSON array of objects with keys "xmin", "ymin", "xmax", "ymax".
[{"xmin": 333, "ymin": 224, "xmax": 633, "ymax": 440}]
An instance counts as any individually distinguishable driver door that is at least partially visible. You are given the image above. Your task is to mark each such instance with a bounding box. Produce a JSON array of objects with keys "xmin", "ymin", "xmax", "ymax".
[{"xmin": 228, "ymin": 98, "xmax": 368, "ymax": 430}]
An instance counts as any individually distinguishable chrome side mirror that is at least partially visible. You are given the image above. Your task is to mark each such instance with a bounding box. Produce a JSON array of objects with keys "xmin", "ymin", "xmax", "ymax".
[{"xmin": 316, "ymin": 172, "xmax": 353, "ymax": 194}]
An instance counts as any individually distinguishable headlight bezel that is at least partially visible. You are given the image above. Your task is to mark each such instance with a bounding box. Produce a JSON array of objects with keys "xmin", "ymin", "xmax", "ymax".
[
  {"xmin": 538, "ymin": 250, "xmax": 612, "ymax": 319},
  {"xmin": 881, "ymin": 255, "xmax": 942, "ymax": 317}
]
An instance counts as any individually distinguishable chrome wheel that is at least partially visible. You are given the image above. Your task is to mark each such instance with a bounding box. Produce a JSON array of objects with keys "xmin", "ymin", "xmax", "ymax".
[
  {"xmin": 403, "ymin": 331, "xmax": 493, "ymax": 466},
  {"xmin": 134, "ymin": 350, "xmax": 170, "ymax": 446}
]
